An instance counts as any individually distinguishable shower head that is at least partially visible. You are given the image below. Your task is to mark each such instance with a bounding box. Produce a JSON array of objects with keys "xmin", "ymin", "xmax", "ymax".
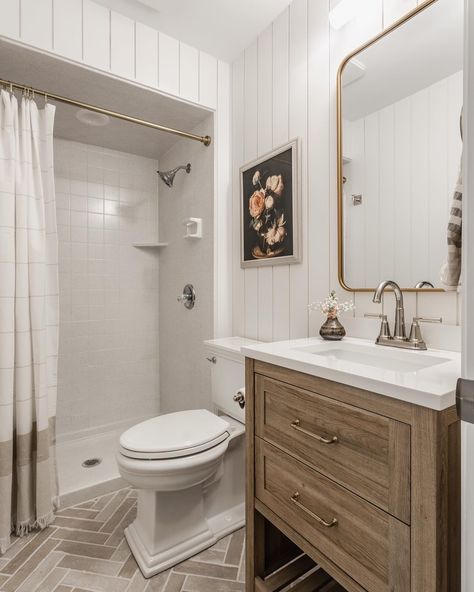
[{"xmin": 157, "ymin": 163, "xmax": 191, "ymax": 188}]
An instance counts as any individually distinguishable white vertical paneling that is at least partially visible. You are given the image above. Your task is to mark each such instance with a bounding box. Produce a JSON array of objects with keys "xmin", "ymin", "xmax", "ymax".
[
  {"xmin": 179, "ymin": 43, "xmax": 199, "ymax": 102},
  {"xmin": 383, "ymin": 0, "xmax": 417, "ymax": 27},
  {"xmin": 0, "ymin": 0, "xmax": 20, "ymax": 38},
  {"xmin": 53, "ymin": 0, "xmax": 82, "ymax": 60},
  {"xmin": 232, "ymin": 56, "xmax": 246, "ymax": 336},
  {"xmin": 288, "ymin": 0, "xmax": 309, "ymax": 339},
  {"xmin": 158, "ymin": 33, "xmax": 179, "ymax": 95},
  {"xmin": 257, "ymin": 26, "xmax": 274, "ymax": 342},
  {"xmin": 83, "ymin": 0, "xmax": 110, "ymax": 71},
  {"xmin": 135, "ymin": 23, "xmax": 158, "ymax": 88},
  {"xmin": 215, "ymin": 61, "xmax": 232, "ymax": 337},
  {"xmin": 111, "ymin": 12, "xmax": 135, "ymax": 79},
  {"xmin": 411, "ymin": 90, "xmax": 430, "ymax": 285},
  {"xmin": 272, "ymin": 8, "xmax": 291, "ymax": 341},
  {"xmin": 394, "ymin": 98, "xmax": 412, "ymax": 286},
  {"xmin": 308, "ymin": 0, "xmax": 331, "ymax": 336},
  {"xmin": 21, "ymin": 0, "xmax": 52, "ymax": 50},
  {"xmin": 379, "ymin": 106, "xmax": 395, "ymax": 281},
  {"xmin": 345, "ymin": 120, "xmax": 365, "ymax": 288},
  {"xmin": 199, "ymin": 52, "xmax": 218, "ymax": 110},
  {"xmin": 364, "ymin": 113, "xmax": 380, "ymax": 287},
  {"xmin": 428, "ymin": 79, "xmax": 448, "ymax": 284},
  {"xmin": 243, "ymin": 41, "xmax": 259, "ymax": 340}
]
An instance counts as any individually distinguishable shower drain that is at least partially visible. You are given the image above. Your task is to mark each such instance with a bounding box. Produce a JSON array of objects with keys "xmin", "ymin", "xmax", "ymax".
[{"xmin": 82, "ymin": 457, "xmax": 102, "ymax": 468}]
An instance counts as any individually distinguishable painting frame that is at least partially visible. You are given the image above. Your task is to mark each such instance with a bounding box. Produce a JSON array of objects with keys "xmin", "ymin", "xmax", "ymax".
[{"xmin": 240, "ymin": 138, "xmax": 301, "ymax": 269}]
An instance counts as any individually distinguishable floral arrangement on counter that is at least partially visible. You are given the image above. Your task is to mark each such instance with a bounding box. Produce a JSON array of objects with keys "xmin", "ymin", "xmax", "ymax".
[
  {"xmin": 309, "ymin": 291, "xmax": 354, "ymax": 341},
  {"xmin": 248, "ymin": 170, "xmax": 287, "ymax": 257},
  {"xmin": 308, "ymin": 290, "xmax": 354, "ymax": 319}
]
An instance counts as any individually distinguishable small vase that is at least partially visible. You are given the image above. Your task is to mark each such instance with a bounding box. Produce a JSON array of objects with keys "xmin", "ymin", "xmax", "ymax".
[{"xmin": 320, "ymin": 316, "xmax": 346, "ymax": 341}]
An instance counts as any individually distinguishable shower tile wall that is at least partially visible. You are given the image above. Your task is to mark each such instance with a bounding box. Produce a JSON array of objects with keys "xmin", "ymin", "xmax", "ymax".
[{"xmin": 54, "ymin": 139, "xmax": 160, "ymax": 437}]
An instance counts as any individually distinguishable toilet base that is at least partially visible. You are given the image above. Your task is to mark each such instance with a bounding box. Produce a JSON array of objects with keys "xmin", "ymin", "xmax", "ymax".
[{"xmin": 125, "ymin": 488, "xmax": 244, "ymax": 578}]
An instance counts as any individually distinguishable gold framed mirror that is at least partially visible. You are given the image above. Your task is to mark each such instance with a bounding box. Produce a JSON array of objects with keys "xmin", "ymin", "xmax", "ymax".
[{"xmin": 337, "ymin": 0, "xmax": 463, "ymax": 292}]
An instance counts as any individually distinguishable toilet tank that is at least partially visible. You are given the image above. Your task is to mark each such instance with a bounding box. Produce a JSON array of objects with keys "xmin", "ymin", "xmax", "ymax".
[{"xmin": 204, "ymin": 337, "xmax": 261, "ymax": 423}]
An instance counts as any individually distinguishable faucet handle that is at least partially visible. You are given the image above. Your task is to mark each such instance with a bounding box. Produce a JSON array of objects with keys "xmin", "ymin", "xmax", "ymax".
[
  {"xmin": 413, "ymin": 317, "xmax": 443, "ymax": 324},
  {"xmin": 408, "ymin": 317, "xmax": 442, "ymax": 349},
  {"xmin": 364, "ymin": 313, "xmax": 391, "ymax": 340}
]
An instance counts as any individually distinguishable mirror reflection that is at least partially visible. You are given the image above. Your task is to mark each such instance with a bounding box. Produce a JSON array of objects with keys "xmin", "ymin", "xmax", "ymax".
[{"xmin": 339, "ymin": 0, "xmax": 463, "ymax": 290}]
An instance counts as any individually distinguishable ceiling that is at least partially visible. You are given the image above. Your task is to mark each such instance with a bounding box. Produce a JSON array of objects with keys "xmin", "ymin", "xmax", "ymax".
[
  {"xmin": 92, "ymin": 0, "xmax": 291, "ymax": 62},
  {"xmin": 0, "ymin": 40, "xmax": 212, "ymax": 159},
  {"xmin": 343, "ymin": 0, "xmax": 464, "ymax": 121}
]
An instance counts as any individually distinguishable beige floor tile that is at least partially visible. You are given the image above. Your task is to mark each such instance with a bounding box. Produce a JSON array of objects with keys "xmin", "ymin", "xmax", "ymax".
[
  {"xmin": 58, "ymin": 553, "xmax": 123, "ymax": 576},
  {"xmin": 56, "ymin": 540, "xmax": 116, "ymax": 560},
  {"xmin": 53, "ymin": 517, "xmax": 104, "ymax": 532},
  {"xmin": 53, "ymin": 528, "xmax": 110, "ymax": 545},
  {"xmin": 1, "ymin": 527, "xmax": 57, "ymax": 574},
  {"xmin": 15, "ymin": 550, "xmax": 65, "ymax": 592},
  {"xmin": 35, "ymin": 567, "xmax": 69, "ymax": 592},
  {"xmin": 57, "ymin": 508, "xmax": 100, "ymax": 520},
  {"xmin": 95, "ymin": 490, "xmax": 129, "ymax": 522},
  {"xmin": 118, "ymin": 553, "xmax": 138, "ymax": 579},
  {"xmin": 224, "ymin": 530, "xmax": 245, "ymax": 566},
  {"xmin": 2, "ymin": 538, "xmax": 59, "ymax": 592},
  {"xmin": 163, "ymin": 573, "xmax": 186, "ymax": 592},
  {"xmin": 63, "ymin": 569, "xmax": 129, "ymax": 592},
  {"xmin": 0, "ymin": 488, "xmax": 246, "ymax": 592},
  {"xmin": 173, "ymin": 560, "xmax": 238, "ymax": 580},
  {"xmin": 100, "ymin": 498, "xmax": 135, "ymax": 534},
  {"xmin": 105, "ymin": 505, "xmax": 136, "ymax": 547},
  {"xmin": 183, "ymin": 576, "xmax": 245, "ymax": 592},
  {"xmin": 126, "ymin": 570, "xmax": 148, "ymax": 592}
]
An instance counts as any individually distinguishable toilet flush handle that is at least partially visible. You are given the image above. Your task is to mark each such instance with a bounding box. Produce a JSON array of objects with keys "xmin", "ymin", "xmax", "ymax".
[{"xmin": 233, "ymin": 390, "xmax": 245, "ymax": 409}]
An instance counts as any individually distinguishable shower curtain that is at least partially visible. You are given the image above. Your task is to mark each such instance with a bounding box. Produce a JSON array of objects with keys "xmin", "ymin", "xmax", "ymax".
[{"xmin": 0, "ymin": 90, "xmax": 59, "ymax": 553}]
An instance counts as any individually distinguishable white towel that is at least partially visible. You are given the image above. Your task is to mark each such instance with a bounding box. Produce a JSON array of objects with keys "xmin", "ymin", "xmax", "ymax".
[{"xmin": 441, "ymin": 155, "xmax": 463, "ymax": 290}]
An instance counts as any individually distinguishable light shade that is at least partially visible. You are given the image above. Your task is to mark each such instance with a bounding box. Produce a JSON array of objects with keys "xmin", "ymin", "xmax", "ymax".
[{"xmin": 329, "ymin": 0, "xmax": 358, "ymax": 30}]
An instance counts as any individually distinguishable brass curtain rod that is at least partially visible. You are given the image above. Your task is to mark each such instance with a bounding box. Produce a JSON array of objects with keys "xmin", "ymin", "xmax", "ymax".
[{"xmin": 0, "ymin": 78, "xmax": 212, "ymax": 147}]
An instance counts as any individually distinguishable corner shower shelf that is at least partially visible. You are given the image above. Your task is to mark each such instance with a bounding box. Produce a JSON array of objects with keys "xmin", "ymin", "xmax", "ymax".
[{"xmin": 132, "ymin": 242, "xmax": 169, "ymax": 248}]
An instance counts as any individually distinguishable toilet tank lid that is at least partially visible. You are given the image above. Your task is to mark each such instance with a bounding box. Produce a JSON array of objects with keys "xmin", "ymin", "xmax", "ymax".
[
  {"xmin": 120, "ymin": 410, "xmax": 230, "ymax": 454},
  {"xmin": 204, "ymin": 337, "xmax": 261, "ymax": 361}
]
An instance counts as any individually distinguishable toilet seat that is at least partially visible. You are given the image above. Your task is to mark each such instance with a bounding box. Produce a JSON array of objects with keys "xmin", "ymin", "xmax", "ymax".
[{"xmin": 120, "ymin": 409, "xmax": 230, "ymax": 460}]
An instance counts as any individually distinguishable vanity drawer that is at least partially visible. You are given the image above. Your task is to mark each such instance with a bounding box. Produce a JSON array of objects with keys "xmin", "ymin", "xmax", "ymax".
[
  {"xmin": 255, "ymin": 438, "xmax": 410, "ymax": 592},
  {"xmin": 255, "ymin": 375, "xmax": 411, "ymax": 523}
]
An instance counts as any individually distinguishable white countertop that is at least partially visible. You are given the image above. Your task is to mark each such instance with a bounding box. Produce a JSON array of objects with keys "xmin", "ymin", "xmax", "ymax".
[{"xmin": 241, "ymin": 337, "xmax": 461, "ymax": 411}]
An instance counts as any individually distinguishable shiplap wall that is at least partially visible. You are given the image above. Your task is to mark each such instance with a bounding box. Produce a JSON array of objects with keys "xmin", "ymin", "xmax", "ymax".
[
  {"xmin": 231, "ymin": 0, "xmax": 462, "ymax": 342},
  {"xmin": 344, "ymin": 70, "xmax": 463, "ymax": 289},
  {"xmin": 0, "ymin": 0, "xmax": 232, "ymax": 337}
]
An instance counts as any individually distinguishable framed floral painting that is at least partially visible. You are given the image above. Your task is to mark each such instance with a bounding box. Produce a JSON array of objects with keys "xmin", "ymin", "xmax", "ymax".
[{"xmin": 240, "ymin": 139, "xmax": 300, "ymax": 268}]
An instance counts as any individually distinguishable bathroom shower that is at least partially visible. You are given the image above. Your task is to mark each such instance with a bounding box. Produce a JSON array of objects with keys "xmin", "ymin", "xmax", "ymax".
[{"xmin": 158, "ymin": 163, "xmax": 191, "ymax": 187}]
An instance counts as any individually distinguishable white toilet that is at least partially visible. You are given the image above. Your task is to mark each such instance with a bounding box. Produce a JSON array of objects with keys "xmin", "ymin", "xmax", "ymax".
[{"xmin": 116, "ymin": 337, "xmax": 258, "ymax": 578}]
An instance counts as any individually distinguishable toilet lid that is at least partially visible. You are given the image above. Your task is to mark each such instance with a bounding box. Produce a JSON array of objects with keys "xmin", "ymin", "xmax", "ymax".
[{"xmin": 120, "ymin": 410, "xmax": 230, "ymax": 460}]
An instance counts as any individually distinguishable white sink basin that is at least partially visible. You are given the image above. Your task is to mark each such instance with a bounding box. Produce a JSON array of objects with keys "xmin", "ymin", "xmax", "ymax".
[
  {"xmin": 241, "ymin": 337, "xmax": 460, "ymax": 410},
  {"xmin": 296, "ymin": 342, "xmax": 451, "ymax": 373}
]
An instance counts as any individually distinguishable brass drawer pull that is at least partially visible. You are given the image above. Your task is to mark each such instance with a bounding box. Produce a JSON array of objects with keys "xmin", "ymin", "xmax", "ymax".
[
  {"xmin": 290, "ymin": 492, "xmax": 338, "ymax": 528},
  {"xmin": 290, "ymin": 419, "xmax": 338, "ymax": 444}
]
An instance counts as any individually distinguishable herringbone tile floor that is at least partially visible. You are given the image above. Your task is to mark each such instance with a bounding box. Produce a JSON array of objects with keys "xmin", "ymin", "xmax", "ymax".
[{"xmin": 0, "ymin": 488, "xmax": 245, "ymax": 592}]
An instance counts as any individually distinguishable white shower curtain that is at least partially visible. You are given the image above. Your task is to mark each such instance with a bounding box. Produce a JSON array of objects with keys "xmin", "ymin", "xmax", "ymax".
[{"xmin": 0, "ymin": 90, "xmax": 59, "ymax": 553}]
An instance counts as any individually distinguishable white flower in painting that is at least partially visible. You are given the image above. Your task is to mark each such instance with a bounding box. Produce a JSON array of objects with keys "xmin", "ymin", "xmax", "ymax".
[
  {"xmin": 266, "ymin": 174, "xmax": 284, "ymax": 196},
  {"xmin": 265, "ymin": 195, "xmax": 274, "ymax": 210},
  {"xmin": 264, "ymin": 213, "xmax": 286, "ymax": 246},
  {"xmin": 252, "ymin": 171, "xmax": 261, "ymax": 186}
]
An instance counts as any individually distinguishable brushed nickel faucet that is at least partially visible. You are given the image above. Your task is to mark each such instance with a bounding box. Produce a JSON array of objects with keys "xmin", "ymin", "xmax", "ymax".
[{"xmin": 365, "ymin": 280, "xmax": 442, "ymax": 351}]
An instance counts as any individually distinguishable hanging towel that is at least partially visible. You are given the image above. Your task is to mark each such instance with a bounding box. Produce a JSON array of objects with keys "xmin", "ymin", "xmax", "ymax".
[{"xmin": 441, "ymin": 156, "xmax": 463, "ymax": 290}]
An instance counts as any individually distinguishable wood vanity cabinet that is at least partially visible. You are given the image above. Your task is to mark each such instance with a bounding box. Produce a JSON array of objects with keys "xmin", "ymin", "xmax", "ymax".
[{"xmin": 245, "ymin": 359, "xmax": 460, "ymax": 592}]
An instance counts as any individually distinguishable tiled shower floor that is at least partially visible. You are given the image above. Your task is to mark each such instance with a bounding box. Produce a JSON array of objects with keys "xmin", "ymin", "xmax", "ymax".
[{"xmin": 0, "ymin": 488, "xmax": 245, "ymax": 592}]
